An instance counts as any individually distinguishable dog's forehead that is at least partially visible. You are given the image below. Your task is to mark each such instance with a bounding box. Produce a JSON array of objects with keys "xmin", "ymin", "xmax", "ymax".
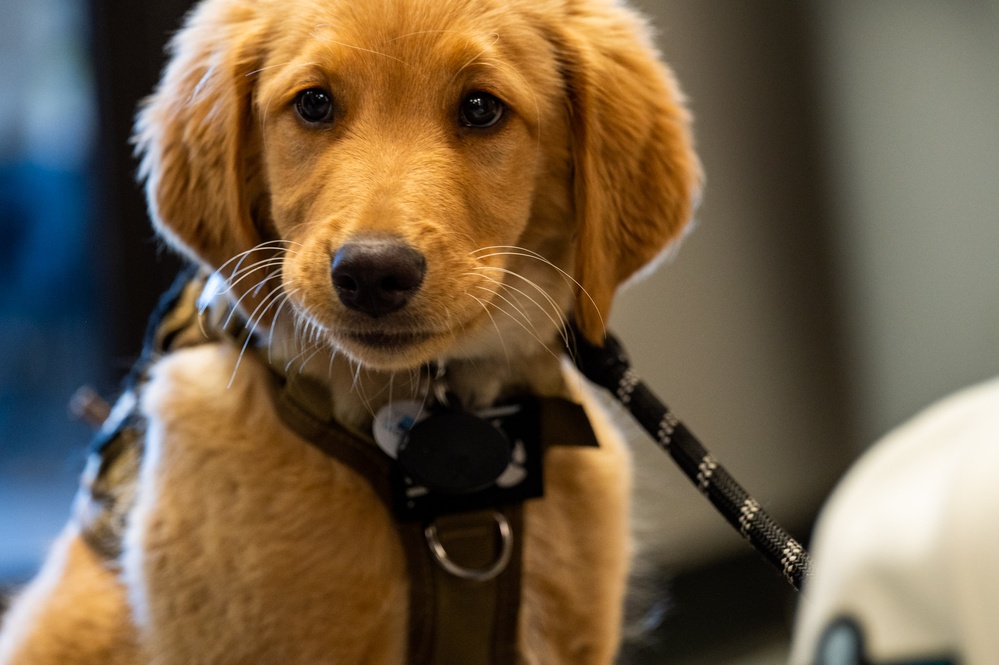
[
  {"xmin": 263, "ymin": 0, "xmax": 550, "ymax": 77},
  {"xmin": 254, "ymin": 0, "xmax": 562, "ymax": 124}
]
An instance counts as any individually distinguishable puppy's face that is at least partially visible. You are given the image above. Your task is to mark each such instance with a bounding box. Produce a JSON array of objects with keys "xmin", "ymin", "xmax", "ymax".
[
  {"xmin": 256, "ymin": 2, "xmax": 571, "ymax": 369},
  {"xmin": 136, "ymin": 0, "xmax": 700, "ymax": 373}
]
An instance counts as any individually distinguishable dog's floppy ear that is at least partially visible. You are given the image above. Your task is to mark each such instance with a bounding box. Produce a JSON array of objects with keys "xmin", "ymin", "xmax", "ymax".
[
  {"xmin": 552, "ymin": 2, "xmax": 702, "ymax": 344},
  {"xmin": 134, "ymin": 0, "xmax": 267, "ymax": 272}
]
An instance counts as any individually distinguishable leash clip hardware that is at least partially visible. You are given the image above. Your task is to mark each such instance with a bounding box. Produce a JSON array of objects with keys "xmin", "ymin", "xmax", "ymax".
[{"xmin": 424, "ymin": 511, "xmax": 513, "ymax": 582}]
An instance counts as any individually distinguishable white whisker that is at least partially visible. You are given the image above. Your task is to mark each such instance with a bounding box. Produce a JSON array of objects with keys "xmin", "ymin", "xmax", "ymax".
[
  {"xmin": 471, "ymin": 284, "xmax": 565, "ymax": 366},
  {"xmin": 215, "ymin": 240, "xmax": 299, "ymax": 278},
  {"xmin": 243, "ymin": 284, "xmax": 290, "ymax": 346},
  {"xmin": 227, "ymin": 285, "xmax": 287, "ymax": 389},
  {"xmin": 466, "ymin": 292, "xmax": 510, "ymax": 368},
  {"xmin": 296, "ymin": 344, "xmax": 327, "ymax": 376},
  {"xmin": 223, "ymin": 272, "xmax": 282, "ymax": 330},
  {"xmin": 472, "ymin": 284, "xmax": 533, "ymax": 331},
  {"xmin": 471, "ymin": 245, "xmax": 605, "ymax": 334},
  {"xmin": 267, "ymin": 288, "xmax": 300, "ymax": 361},
  {"xmin": 221, "ymin": 259, "xmax": 287, "ymax": 295},
  {"xmin": 283, "ymin": 342, "xmax": 319, "ymax": 374},
  {"xmin": 470, "ymin": 268, "xmax": 569, "ymax": 348}
]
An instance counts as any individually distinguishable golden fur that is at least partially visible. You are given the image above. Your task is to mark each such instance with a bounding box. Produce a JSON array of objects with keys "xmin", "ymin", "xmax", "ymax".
[{"xmin": 0, "ymin": 0, "xmax": 699, "ymax": 662}]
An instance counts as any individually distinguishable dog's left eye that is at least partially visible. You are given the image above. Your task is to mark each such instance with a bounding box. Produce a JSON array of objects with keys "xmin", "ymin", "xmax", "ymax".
[
  {"xmin": 459, "ymin": 91, "xmax": 505, "ymax": 128},
  {"xmin": 295, "ymin": 88, "xmax": 335, "ymax": 124}
]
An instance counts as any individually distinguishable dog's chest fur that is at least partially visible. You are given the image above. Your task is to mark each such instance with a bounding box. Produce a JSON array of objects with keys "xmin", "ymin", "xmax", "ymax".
[
  {"xmin": 130, "ymin": 344, "xmax": 411, "ymax": 662},
  {"xmin": 127, "ymin": 342, "xmax": 632, "ymax": 663}
]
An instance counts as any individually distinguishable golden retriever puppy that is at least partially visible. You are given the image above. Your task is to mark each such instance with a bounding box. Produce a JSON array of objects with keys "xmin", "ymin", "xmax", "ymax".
[{"xmin": 0, "ymin": 0, "xmax": 699, "ymax": 662}]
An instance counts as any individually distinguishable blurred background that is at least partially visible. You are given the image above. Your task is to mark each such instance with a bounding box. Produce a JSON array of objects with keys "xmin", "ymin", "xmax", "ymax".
[{"xmin": 0, "ymin": 1, "xmax": 996, "ymax": 663}]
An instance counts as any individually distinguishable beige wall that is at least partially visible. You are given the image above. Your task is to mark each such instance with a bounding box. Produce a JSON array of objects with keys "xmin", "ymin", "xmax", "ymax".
[
  {"xmin": 612, "ymin": 1, "xmax": 999, "ymax": 568},
  {"xmin": 810, "ymin": 1, "xmax": 999, "ymax": 443}
]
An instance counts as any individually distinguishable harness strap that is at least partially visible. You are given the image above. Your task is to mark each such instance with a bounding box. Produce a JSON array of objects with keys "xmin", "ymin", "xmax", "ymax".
[
  {"xmin": 77, "ymin": 270, "xmax": 601, "ymax": 665},
  {"xmin": 268, "ymin": 372, "xmax": 396, "ymax": 505},
  {"xmin": 404, "ymin": 507, "xmax": 523, "ymax": 665},
  {"xmin": 272, "ymin": 372, "xmax": 523, "ymax": 665},
  {"xmin": 267, "ymin": 367, "xmax": 595, "ymax": 665}
]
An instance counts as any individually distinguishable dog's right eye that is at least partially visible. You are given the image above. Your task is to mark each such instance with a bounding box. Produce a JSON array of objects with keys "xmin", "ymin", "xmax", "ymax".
[
  {"xmin": 295, "ymin": 88, "xmax": 335, "ymax": 124},
  {"xmin": 459, "ymin": 91, "xmax": 504, "ymax": 129}
]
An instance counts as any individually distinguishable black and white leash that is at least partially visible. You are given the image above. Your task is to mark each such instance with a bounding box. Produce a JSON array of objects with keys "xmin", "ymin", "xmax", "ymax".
[{"xmin": 570, "ymin": 325, "xmax": 811, "ymax": 592}]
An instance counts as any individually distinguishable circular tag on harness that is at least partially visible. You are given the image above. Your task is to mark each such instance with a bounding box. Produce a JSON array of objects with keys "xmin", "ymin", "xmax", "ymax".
[
  {"xmin": 373, "ymin": 400, "xmax": 427, "ymax": 459},
  {"xmin": 397, "ymin": 411, "xmax": 513, "ymax": 494}
]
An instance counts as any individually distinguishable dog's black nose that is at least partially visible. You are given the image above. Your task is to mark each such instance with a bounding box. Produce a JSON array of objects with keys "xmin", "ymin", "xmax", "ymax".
[{"xmin": 331, "ymin": 239, "xmax": 427, "ymax": 317}]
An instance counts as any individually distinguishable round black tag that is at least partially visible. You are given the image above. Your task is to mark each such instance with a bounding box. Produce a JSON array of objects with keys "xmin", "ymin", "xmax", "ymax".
[{"xmin": 397, "ymin": 411, "xmax": 512, "ymax": 494}]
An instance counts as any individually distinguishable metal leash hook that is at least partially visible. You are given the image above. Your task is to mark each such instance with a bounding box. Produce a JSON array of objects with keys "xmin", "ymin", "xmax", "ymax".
[{"xmin": 568, "ymin": 323, "xmax": 812, "ymax": 591}]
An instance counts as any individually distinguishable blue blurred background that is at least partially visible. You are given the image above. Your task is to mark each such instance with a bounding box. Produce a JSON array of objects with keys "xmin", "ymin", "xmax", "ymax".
[
  {"xmin": 0, "ymin": 0, "xmax": 105, "ymax": 583},
  {"xmin": 0, "ymin": 0, "xmax": 183, "ymax": 583},
  {"xmin": 1, "ymin": 2, "xmax": 997, "ymax": 663}
]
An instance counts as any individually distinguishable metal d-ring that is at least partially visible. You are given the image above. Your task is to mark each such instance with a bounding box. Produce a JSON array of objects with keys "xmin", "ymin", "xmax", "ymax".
[{"xmin": 424, "ymin": 511, "xmax": 513, "ymax": 582}]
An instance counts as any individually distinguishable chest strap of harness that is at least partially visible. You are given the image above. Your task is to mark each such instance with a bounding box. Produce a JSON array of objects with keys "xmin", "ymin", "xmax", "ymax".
[
  {"xmin": 261, "ymin": 336, "xmax": 599, "ymax": 665},
  {"xmin": 78, "ymin": 269, "xmax": 601, "ymax": 665}
]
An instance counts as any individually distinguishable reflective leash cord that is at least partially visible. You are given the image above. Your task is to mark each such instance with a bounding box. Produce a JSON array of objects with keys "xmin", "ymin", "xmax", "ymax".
[{"xmin": 570, "ymin": 325, "xmax": 811, "ymax": 592}]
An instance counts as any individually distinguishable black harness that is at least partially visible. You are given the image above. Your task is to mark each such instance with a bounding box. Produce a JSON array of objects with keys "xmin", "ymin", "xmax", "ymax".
[
  {"xmin": 76, "ymin": 270, "xmax": 600, "ymax": 665},
  {"xmin": 76, "ymin": 268, "xmax": 812, "ymax": 665}
]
